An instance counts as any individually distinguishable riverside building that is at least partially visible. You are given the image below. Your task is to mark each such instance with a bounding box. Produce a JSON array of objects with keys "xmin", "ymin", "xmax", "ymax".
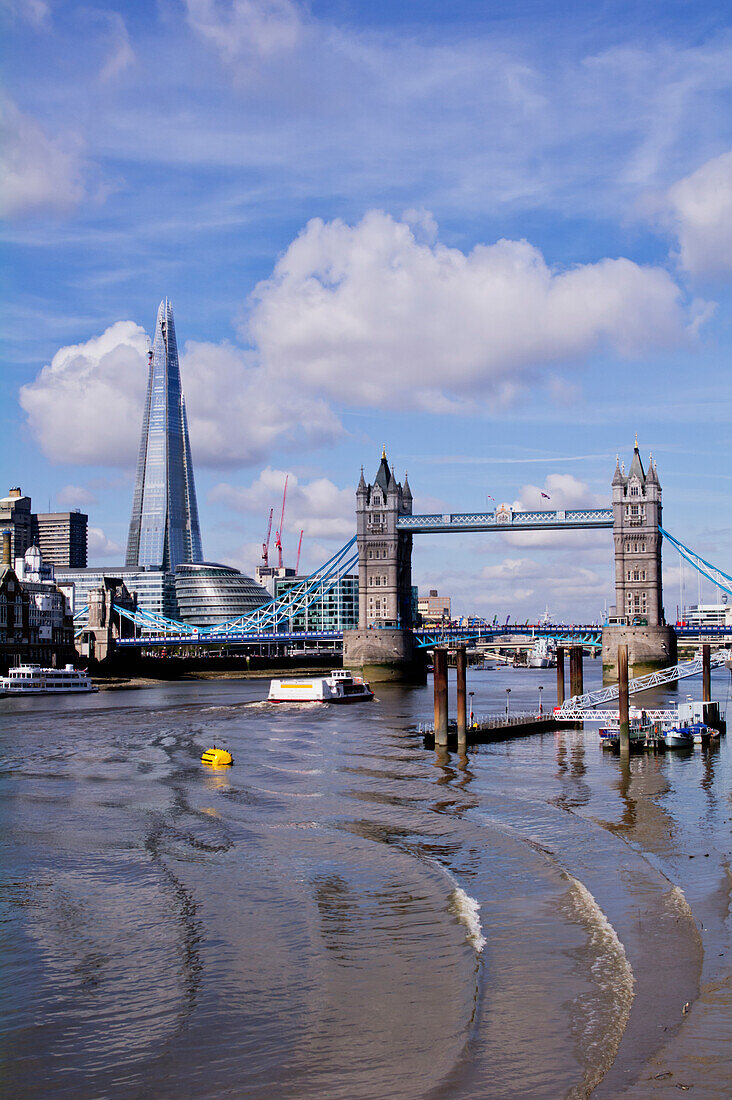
[
  {"xmin": 174, "ymin": 563, "xmax": 267, "ymax": 628},
  {"xmin": 31, "ymin": 509, "xmax": 87, "ymax": 567},
  {"xmin": 273, "ymin": 573, "xmax": 358, "ymax": 632},
  {"xmin": 0, "ymin": 488, "xmax": 32, "ymax": 562}
]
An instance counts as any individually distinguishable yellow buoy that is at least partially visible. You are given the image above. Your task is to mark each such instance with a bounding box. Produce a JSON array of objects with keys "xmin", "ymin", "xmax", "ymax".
[{"xmin": 201, "ymin": 745, "xmax": 233, "ymax": 767}]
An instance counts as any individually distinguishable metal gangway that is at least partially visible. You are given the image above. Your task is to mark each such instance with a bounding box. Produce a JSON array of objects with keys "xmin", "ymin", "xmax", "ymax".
[{"xmin": 557, "ymin": 651, "xmax": 728, "ymax": 718}]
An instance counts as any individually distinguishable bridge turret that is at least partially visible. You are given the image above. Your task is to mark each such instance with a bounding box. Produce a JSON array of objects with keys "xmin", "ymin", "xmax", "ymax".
[
  {"xmin": 356, "ymin": 450, "xmax": 413, "ymax": 629},
  {"xmin": 611, "ymin": 437, "xmax": 664, "ymax": 627},
  {"xmin": 603, "ymin": 440, "xmax": 676, "ymax": 678}
]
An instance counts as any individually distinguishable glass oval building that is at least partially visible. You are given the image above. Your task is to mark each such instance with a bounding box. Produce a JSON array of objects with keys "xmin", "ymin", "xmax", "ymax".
[{"xmin": 175, "ymin": 563, "xmax": 268, "ymax": 627}]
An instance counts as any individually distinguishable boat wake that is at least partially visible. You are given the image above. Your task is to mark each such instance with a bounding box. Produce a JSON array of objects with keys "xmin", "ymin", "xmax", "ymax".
[
  {"xmin": 448, "ymin": 885, "xmax": 487, "ymax": 953},
  {"xmin": 561, "ymin": 875, "xmax": 635, "ymax": 1100}
]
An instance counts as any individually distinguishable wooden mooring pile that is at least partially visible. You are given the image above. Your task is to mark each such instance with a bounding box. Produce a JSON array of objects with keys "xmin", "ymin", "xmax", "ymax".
[{"xmin": 423, "ymin": 646, "xmax": 580, "ymax": 750}]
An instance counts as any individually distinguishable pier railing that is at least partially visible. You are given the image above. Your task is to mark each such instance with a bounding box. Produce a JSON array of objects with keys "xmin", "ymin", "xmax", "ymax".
[{"xmin": 418, "ymin": 711, "xmax": 551, "ymax": 735}]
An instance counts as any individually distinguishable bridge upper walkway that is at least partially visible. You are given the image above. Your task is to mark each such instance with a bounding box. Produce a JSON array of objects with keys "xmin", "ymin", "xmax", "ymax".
[{"xmin": 397, "ymin": 508, "xmax": 613, "ymax": 534}]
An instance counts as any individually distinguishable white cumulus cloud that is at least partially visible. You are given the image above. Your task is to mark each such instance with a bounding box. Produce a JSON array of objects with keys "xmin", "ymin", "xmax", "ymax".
[
  {"xmin": 87, "ymin": 526, "xmax": 124, "ymax": 561},
  {"xmin": 19, "ymin": 322, "xmax": 342, "ymax": 468},
  {"xmin": 181, "ymin": 341, "xmax": 342, "ymax": 467},
  {"xmin": 0, "ymin": 93, "xmax": 85, "ymax": 217},
  {"xmin": 247, "ymin": 211, "xmax": 691, "ymax": 412},
  {"xmin": 57, "ymin": 484, "xmax": 97, "ymax": 508},
  {"xmin": 19, "ymin": 321, "xmax": 149, "ymax": 465},
  {"xmin": 211, "ymin": 466, "xmax": 354, "ymax": 541},
  {"xmin": 664, "ymin": 149, "xmax": 732, "ymax": 278}
]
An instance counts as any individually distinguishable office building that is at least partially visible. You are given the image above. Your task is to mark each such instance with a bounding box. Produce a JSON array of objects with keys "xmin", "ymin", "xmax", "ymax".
[
  {"xmin": 31, "ymin": 509, "xmax": 88, "ymax": 567},
  {"xmin": 681, "ymin": 603, "xmax": 732, "ymax": 628},
  {"xmin": 0, "ymin": 487, "xmax": 32, "ymax": 561},
  {"xmin": 126, "ymin": 298, "xmax": 203, "ymax": 571},
  {"xmin": 274, "ymin": 573, "xmax": 358, "ymax": 632},
  {"xmin": 175, "ymin": 563, "xmax": 267, "ymax": 627},
  {"xmin": 417, "ymin": 589, "xmax": 452, "ymax": 625}
]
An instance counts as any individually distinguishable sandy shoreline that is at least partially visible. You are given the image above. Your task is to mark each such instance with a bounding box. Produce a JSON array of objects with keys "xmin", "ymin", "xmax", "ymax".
[{"xmin": 92, "ymin": 667, "xmax": 332, "ymax": 689}]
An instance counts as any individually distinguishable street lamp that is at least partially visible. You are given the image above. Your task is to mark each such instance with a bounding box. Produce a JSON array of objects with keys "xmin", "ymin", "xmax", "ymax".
[
  {"xmin": 505, "ymin": 687, "xmax": 511, "ymax": 718},
  {"xmin": 538, "ymin": 685, "xmax": 544, "ymax": 715},
  {"xmin": 469, "ymin": 690, "xmax": 475, "ymax": 727}
]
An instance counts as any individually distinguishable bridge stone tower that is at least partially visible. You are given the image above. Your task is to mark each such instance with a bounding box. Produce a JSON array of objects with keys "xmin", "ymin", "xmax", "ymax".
[
  {"xmin": 356, "ymin": 450, "xmax": 413, "ymax": 628},
  {"xmin": 343, "ymin": 451, "xmax": 424, "ymax": 682},
  {"xmin": 602, "ymin": 439, "xmax": 676, "ymax": 678}
]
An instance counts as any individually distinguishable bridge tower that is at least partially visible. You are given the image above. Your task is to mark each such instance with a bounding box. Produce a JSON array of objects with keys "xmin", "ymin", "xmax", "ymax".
[
  {"xmin": 343, "ymin": 451, "xmax": 424, "ymax": 682},
  {"xmin": 356, "ymin": 449, "xmax": 413, "ymax": 629},
  {"xmin": 602, "ymin": 439, "xmax": 676, "ymax": 677}
]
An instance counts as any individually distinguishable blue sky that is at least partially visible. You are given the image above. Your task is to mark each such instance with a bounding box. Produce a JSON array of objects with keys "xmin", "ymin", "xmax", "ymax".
[{"xmin": 2, "ymin": 0, "xmax": 732, "ymax": 620}]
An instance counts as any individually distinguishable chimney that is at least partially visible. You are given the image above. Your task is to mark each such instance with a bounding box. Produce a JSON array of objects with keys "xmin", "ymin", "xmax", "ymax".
[
  {"xmin": 8, "ymin": 488, "xmax": 21, "ymax": 499},
  {"xmin": 2, "ymin": 529, "xmax": 11, "ymax": 566}
]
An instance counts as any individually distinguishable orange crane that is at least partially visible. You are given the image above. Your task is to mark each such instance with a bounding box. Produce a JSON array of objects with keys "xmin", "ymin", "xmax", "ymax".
[
  {"xmin": 295, "ymin": 530, "xmax": 304, "ymax": 574},
  {"xmin": 274, "ymin": 475, "xmax": 288, "ymax": 569},
  {"xmin": 261, "ymin": 507, "xmax": 273, "ymax": 566}
]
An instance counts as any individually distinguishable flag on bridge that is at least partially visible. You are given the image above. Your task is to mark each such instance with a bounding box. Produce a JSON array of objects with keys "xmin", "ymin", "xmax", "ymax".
[{"xmin": 541, "ymin": 491, "xmax": 551, "ymax": 499}]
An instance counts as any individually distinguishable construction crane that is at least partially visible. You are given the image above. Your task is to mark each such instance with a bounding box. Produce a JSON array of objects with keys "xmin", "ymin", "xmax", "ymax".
[
  {"xmin": 274, "ymin": 475, "xmax": 288, "ymax": 570},
  {"xmin": 295, "ymin": 530, "xmax": 304, "ymax": 574},
  {"xmin": 261, "ymin": 507, "xmax": 273, "ymax": 567}
]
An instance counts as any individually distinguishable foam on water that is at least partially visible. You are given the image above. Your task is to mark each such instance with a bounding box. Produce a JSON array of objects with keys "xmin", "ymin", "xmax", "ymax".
[
  {"xmin": 448, "ymin": 886, "xmax": 487, "ymax": 953},
  {"xmin": 561, "ymin": 875, "xmax": 635, "ymax": 1099}
]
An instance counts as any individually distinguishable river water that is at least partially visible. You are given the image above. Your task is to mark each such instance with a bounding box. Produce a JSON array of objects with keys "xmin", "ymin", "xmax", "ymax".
[{"xmin": 1, "ymin": 661, "xmax": 730, "ymax": 1098}]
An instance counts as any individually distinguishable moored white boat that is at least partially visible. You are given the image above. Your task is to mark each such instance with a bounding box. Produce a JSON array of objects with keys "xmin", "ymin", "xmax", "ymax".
[
  {"xmin": 663, "ymin": 725, "xmax": 695, "ymax": 749},
  {"xmin": 268, "ymin": 669, "xmax": 374, "ymax": 704},
  {"xmin": 0, "ymin": 664, "xmax": 96, "ymax": 695}
]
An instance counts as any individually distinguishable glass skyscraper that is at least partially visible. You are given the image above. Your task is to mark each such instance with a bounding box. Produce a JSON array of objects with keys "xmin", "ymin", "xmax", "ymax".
[{"xmin": 126, "ymin": 298, "xmax": 203, "ymax": 571}]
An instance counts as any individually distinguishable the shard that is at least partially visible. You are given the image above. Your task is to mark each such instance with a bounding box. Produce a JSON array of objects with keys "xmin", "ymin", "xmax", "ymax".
[{"xmin": 126, "ymin": 298, "xmax": 203, "ymax": 571}]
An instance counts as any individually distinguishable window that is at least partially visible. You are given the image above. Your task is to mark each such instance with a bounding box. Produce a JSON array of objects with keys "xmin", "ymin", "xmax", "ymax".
[{"xmin": 630, "ymin": 485, "xmax": 639, "ymax": 497}]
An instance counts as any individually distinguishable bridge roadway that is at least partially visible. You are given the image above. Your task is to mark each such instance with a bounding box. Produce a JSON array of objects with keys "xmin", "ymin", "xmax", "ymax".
[{"xmin": 114, "ymin": 622, "xmax": 732, "ymax": 649}]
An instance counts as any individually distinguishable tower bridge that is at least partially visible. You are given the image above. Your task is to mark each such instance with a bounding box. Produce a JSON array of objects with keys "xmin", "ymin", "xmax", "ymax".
[
  {"xmin": 109, "ymin": 440, "xmax": 729, "ymax": 682},
  {"xmin": 344, "ymin": 440, "xmax": 679, "ymax": 681}
]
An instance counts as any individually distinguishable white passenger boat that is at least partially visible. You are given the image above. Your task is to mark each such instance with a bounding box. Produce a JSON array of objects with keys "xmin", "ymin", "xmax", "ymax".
[
  {"xmin": 268, "ymin": 669, "xmax": 374, "ymax": 704},
  {"xmin": 0, "ymin": 664, "xmax": 97, "ymax": 695}
]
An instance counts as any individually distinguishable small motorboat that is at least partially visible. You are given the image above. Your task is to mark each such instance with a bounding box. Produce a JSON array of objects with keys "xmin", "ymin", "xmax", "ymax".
[
  {"xmin": 599, "ymin": 712, "xmax": 651, "ymax": 750},
  {"xmin": 663, "ymin": 725, "xmax": 695, "ymax": 749},
  {"xmin": 268, "ymin": 669, "xmax": 374, "ymax": 704},
  {"xmin": 688, "ymin": 722, "xmax": 712, "ymax": 745}
]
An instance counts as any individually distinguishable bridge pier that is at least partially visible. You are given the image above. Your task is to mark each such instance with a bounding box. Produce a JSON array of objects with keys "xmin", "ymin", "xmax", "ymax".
[
  {"xmin": 601, "ymin": 623, "xmax": 677, "ymax": 679},
  {"xmin": 342, "ymin": 628, "xmax": 425, "ymax": 683}
]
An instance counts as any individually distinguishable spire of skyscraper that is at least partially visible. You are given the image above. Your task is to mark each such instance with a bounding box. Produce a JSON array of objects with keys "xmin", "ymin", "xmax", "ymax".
[{"xmin": 126, "ymin": 298, "xmax": 203, "ymax": 571}]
